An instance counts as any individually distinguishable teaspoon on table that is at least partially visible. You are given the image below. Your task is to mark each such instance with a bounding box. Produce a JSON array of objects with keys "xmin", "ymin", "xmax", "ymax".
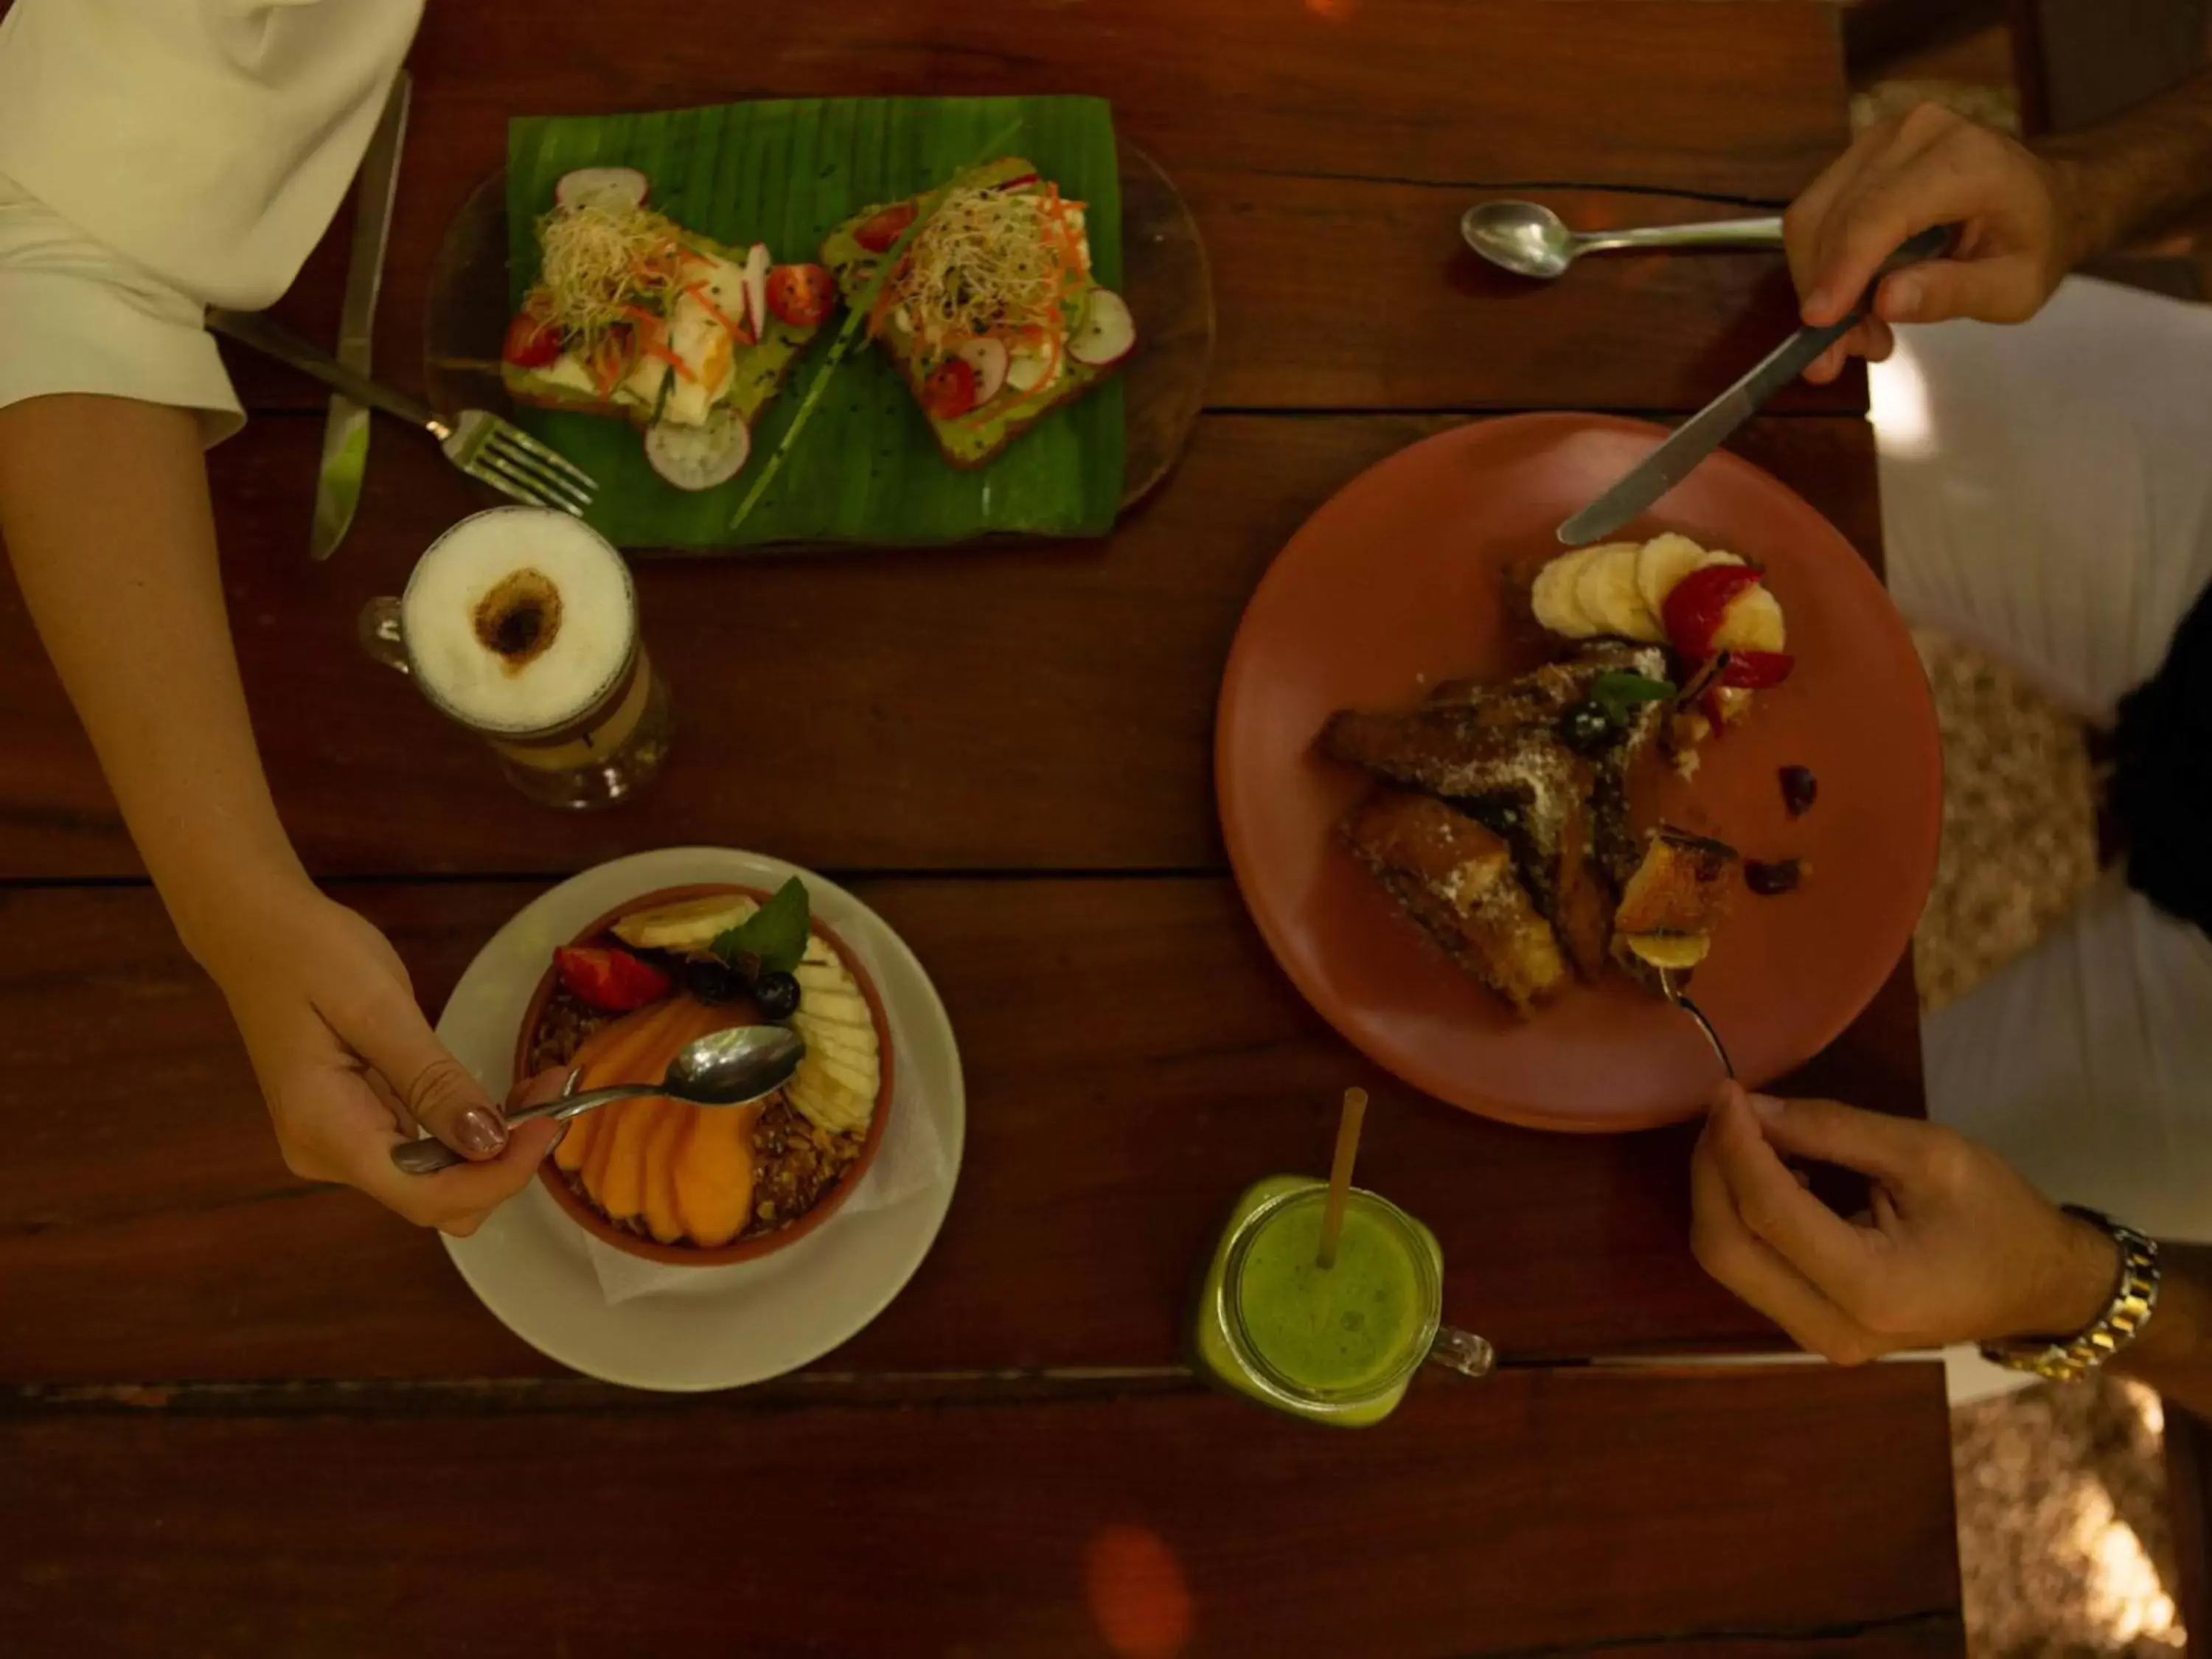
[
  {"xmin": 390, "ymin": 1024, "xmax": 806, "ymax": 1175},
  {"xmin": 1460, "ymin": 200, "xmax": 1784, "ymax": 279}
]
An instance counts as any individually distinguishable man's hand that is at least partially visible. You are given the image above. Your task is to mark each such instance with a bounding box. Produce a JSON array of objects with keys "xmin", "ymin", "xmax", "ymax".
[
  {"xmin": 1689, "ymin": 1082, "xmax": 2118, "ymax": 1363},
  {"xmin": 208, "ymin": 882, "xmax": 562, "ymax": 1235},
  {"xmin": 1784, "ymin": 102, "xmax": 2081, "ymax": 383}
]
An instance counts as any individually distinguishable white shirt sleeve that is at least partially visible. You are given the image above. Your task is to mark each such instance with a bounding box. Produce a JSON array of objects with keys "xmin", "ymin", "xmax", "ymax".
[
  {"xmin": 0, "ymin": 0, "xmax": 421, "ymax": 447},
  {"xmin": 0, "ymin": 176, "xmax": 244, "ymax": 447}
]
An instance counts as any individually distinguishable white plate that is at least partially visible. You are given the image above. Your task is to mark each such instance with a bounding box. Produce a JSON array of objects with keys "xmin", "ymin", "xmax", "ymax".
[{"xmin": 437, "ymin": 847, "xmax": 965, "ymax": 1391}]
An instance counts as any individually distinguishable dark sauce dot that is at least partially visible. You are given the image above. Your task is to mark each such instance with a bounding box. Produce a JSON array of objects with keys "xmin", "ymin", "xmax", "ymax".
[
  {"xmin": 1780, "ymin": 765, "xmax": 1819, "ymax": 818},
  {"xmin": 1746, "ymin": 859, "xmax": 1802, "ymax": 897}
]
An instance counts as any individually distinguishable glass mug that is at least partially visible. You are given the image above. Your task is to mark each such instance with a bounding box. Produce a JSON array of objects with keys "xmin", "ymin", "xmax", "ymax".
[
  {"xmin": 360, "ymin": 507, "xmax": 673, "ymax": 810},
  {"xmin": 1193, "ymin": 1177, "xmax": 1494, "ymax": 1426}
]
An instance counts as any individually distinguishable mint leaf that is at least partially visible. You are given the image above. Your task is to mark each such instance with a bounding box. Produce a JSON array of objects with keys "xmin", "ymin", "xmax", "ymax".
[
  {"xmin": 1591, "ymin": 671, "xmax": 1674, "ymax": 708},
  {"xmin": 707, "ymin": 877, "xmax": 813, "ymax": 976}
]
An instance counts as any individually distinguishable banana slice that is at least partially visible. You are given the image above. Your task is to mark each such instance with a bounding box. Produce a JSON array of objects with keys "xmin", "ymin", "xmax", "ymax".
[
  {"xmin": 782, "ymin": 932, "xmax": 882, "ymax": 1136},
  {"xmin": 1573, "ymin": 543, "xmax": 1663, "ymax": 642},
  {"xmin": 1623, "ymin": 931, "xmax": 1712, "ymax": 970},
  {"xmin": 612, "ymin": 894, "xmax": 759, "ymax": 952},
  {"xmin": 792, "ymin": 1015, "xmax": 877, "ymax": 1065},
  {"xmin": 1636, "ymin": 535, "xmax": 1733, "ymax": 620},
  {"xmin": 1712, "ymin": 584, "xmax": 1786, "ymax": 654},
  {"xmin": 1531, "ymin": 547, "xmax": 1602, "ymax": 639}
]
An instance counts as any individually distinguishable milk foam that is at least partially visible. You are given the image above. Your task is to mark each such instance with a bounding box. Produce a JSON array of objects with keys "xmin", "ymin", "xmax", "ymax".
[{"xmin": 401, "ymin": 509, "xmax": 635, "ymax": 734}]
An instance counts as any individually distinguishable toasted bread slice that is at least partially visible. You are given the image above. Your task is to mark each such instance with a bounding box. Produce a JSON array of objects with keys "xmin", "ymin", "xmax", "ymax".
[
  {"xmin": 1321, "ymin": 645, "xmax": 1667, "ymax": 966},
  {"xmin": 820, "ymin": 156, "xmax": 1124, "ymax": 470},
  {"xmin": 1613, "ymin": 824, "xmax": 1740, "ymax": 983},
  {"xmin": 1340, "ymin": 791, "xmax": 1568, "ymax": 1012}
]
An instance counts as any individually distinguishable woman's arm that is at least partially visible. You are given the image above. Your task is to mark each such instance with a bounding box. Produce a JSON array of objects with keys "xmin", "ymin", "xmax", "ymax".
[{"xmin": 0, "ymin": 392, "xmax": 557, "ymax": 1230}]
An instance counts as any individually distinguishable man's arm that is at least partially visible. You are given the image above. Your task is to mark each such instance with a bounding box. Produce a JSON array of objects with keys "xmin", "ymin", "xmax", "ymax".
[
  {"xmin": 1784, "ymin": 70, "xmax": 2212, "ymax": 382},
  {"xmin": 1691, "ymin": 1082, "xmax": 2212, "ymax": 1416},
  {"xmin": 0, "ymin": 393, "xmax": 555, "ymax": 1230}
]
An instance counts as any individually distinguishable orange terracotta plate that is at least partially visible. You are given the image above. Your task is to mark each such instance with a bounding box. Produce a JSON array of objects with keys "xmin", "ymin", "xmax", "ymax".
[{"xmin": 1215, "ymin": 413, "xmax": 1940, "ymax": 1133}]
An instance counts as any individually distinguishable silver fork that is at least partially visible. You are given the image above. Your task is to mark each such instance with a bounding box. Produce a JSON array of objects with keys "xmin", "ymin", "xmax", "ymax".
[
  {"xmin": 1658, "ymin": 965, "xmax": 1735, "ymax": 1079},
  {"xmin": 208, "ymin": 308, "xmax": 596, "ymax": 516}
]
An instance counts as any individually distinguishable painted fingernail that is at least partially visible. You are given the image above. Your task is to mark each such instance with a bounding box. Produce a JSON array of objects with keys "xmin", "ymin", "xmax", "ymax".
[
  {"xmin": 1750, "ymin": 1094, "xmax": 1785, "ymax": 1121},
  {"xmin": 455, "ymin": 1107, "xmax": 509, "ymax": 1156}
]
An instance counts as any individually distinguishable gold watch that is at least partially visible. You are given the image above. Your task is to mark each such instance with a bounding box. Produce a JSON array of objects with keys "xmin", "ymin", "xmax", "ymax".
[{"xmin": 1980, "ymin": 1206, "xmax": 2161, "ymax": 1382}]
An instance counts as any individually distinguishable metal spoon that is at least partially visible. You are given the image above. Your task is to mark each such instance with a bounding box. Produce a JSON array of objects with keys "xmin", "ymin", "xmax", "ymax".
[
  {"xmin": 1461, "ymin": 200, "xmax": 1784, "ymax": 280},
  {"xmin": 1657, "ymin": 966, "xmax": 1735, "ymax": 1080},
  {"xmin": 390, "ymin": 1025, "xmax": 806, "ymax": 1175}
]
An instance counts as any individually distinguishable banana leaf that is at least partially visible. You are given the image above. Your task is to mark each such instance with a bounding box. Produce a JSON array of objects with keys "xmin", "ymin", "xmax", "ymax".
[{"xmin": 506, "ymin": 95, "xmax": 1124, "ymax": 551}]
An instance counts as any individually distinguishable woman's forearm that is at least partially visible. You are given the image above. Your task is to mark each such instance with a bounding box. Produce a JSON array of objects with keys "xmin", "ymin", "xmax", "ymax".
[
  {"xmin": 2043, "ymin": 68, "xmax": 2212, "ymax": 266},
  {"xmin": 0, "ymin": 394, "xmax": 309, "ymax": 970}
]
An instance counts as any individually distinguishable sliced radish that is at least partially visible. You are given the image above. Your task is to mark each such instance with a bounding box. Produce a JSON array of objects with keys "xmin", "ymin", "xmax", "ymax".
[
  {"xmin": 1068, "ymin": 288, "xmax": 1135, "ymax": 366},
  {"xmin": 954, "ymin": 336, "xmax": 1009, "ymax": 404},
  {"xmin": 741, "ymin": 244, "xmax": 771, "ymax": 340},
  {"xmin": 555, "ymin": 167, "xmax": 650, "ymax": 213},
  {"xmin": 644, "ymin": 410, "xmax": 751, "ymax": 491}
]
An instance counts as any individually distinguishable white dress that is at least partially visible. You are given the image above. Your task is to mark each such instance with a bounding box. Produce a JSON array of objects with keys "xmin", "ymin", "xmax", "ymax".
[
  {"xmin": 0, "ymin": 0, "xmax": 422, "ymax": 439},
  {"xmin": 1871, "ymin": 276, "xmax": 2212, "ymax": 1399}
]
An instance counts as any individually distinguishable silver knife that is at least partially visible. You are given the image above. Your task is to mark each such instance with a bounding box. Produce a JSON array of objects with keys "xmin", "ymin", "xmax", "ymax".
[
  {"xmin": 1556, "ymin": 222, "xmax": 1956, "ymax": 547},
  {"xmin": 311, "ymin": 70, "xmax": 411, "ymax": 561}
]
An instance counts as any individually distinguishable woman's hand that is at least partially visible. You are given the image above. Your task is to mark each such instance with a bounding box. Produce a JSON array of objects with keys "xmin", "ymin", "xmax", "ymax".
[
  {"xmin": 1784, "ymin": 102, "xmax": 2081, "ymax": 383},
  {"xmin": 206, "ymin": 883, "xmax": 562, "ymax": 1234},
  {"xmin": 1689, "ymin": 1082, "xmax": 2118, "ymax": 1363}
]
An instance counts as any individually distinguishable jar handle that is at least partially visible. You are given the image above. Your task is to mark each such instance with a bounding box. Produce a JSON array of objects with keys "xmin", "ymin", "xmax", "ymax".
[
  {"xmin": 1427, "ymin": 1325, "xmax": 1495, "ymax": 1379},
  {"xmin": 358, "ymin": 597, "xmax": 410, "ymax": 675}
]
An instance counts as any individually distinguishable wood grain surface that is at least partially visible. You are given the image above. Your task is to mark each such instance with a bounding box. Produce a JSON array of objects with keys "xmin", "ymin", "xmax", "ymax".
[
  {"xmin": 0, "ymin": 414, "xmax": 1880, "ymax": 880},
  {"xmin": 0, "ymin": 1368, "xmax": 1960, "ymax": 1659},
  {"xmin": 0, "ymin": 2, "xmax": 1961, "ymax": 1650}
]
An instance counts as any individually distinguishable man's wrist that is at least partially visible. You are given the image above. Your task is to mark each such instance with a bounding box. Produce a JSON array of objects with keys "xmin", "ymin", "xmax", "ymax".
[{"xmin": 2020, "ymin": 1208, "xmax": 2124, "ymax": 1341}]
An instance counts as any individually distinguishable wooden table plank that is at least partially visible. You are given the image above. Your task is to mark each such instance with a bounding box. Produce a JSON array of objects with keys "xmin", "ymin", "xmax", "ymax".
[
  {"xmin": 0, "ymin": 1368, "xmax": 1961, "ymax": 1659},
  {"xmin": 0, "ymin": 413, "xmax": 1882, "ymax": 880},
  {"xmin": 237, "ymin": 172, "xmax": 1855, "ymax": 417},
  {"xmin": 0, "ymin": 877, "xmax": 1920, "ymax": 1383},
  {"xmin": 229, "ymin": 0, "xmax": 1849, "ymax": 415}
]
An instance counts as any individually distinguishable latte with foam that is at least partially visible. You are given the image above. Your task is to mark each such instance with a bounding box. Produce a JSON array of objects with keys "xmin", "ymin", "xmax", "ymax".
[{"xmin": 400, "ymin": 508, "xmax": 635, "ymax": 736}]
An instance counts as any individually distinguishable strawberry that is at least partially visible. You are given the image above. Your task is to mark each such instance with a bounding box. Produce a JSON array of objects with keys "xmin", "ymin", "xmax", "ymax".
[
  {"xmin": 556, "ymin": 946, "xmax": 672, "ymax": 1013},
  {"xmin": 1661, "ymin": 565, "xmax": 1761, "ymax": 658},
  {"xmin": 1719, "ymin": 650, "xmax": 1796, "ymax": 690}
]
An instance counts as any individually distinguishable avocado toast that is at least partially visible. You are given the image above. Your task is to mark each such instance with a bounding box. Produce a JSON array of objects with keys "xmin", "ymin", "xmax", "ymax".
[
  {"xmin": 820, "ymin": 156, "xmax": 1135, "ymax": 470},
  {"xmin": 501, "ymin": 169, "xmax": 838, "ymax": 490}
]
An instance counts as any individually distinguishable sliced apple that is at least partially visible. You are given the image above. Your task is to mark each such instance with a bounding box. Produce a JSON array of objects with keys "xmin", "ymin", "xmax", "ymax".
[{"xmin": 673, "ymin": 1102, "xmax": 762, "ymax": 1248}]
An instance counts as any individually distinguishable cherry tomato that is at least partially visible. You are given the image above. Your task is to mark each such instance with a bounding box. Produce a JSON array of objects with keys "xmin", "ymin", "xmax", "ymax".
[
  {"xmin": 921, "ymin": 356, "xmax": 979, "ymax": 420},
  {"xmin": 855, "ymin": 201, "xmax": 917, "ymax": 254},
  {"xmin": 1662, "ymin": 565, "xmax": 1761, "ymax": 658},
  {"xmin": 554, "ymin": 947, "xmax": 672, "ymax": 1013},
  {"xmin": 501, "ymin": 311, "xmax": 563, "ymax": 369},
  {"xmin": 766, "ymin": 263, "xmax": 836, "ymax": 328},
  {"xmin": 1720, "ymin": 650, "xmax": 1796, "ymax": 690}
]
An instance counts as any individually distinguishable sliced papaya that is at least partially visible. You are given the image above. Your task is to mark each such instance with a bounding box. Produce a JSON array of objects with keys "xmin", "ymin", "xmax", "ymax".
[
  {"xmin": 552, "ymin": 1105, "xmax": 597, "ymax": 1174},
  {"xmin": 673, "ymin": 1102, "xmax": 761, "ymax": 1248},
  {"xmin": 597, "ymin": 1096, "xmax": 668, "ymax": 1222},
  {"xmin": 642, "ymin": 1105, "xmax": 695, "ymax": 1244}
]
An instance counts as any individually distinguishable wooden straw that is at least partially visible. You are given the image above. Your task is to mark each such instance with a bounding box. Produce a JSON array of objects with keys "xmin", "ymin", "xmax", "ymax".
[{"xmin": 1315, "ymin": 1088, "xmax": 1369, "ymax": 1270}]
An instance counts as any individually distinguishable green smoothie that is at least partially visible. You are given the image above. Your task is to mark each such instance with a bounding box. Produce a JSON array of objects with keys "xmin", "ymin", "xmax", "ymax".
[{"xmin": 1236, "ymin": 1200, "xmax": 1427, "ymax": 1394}]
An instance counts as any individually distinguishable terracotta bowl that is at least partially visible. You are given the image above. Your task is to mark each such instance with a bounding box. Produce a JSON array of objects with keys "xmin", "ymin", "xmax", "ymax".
[{"xmin": 512, "ymin": 883, "xmax": 896, "ymax": 1266}]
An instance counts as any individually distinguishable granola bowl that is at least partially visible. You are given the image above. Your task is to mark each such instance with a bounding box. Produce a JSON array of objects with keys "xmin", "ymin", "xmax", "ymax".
[{"xmin": 514, "ymin": 882, "xmax": 895, "ymax": 1267}]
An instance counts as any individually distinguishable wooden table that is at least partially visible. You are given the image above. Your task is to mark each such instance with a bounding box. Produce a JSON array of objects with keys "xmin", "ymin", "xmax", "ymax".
[{"xmin": 0, "ymin": 4, "xmax": 1964, "ymax": 1653}]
